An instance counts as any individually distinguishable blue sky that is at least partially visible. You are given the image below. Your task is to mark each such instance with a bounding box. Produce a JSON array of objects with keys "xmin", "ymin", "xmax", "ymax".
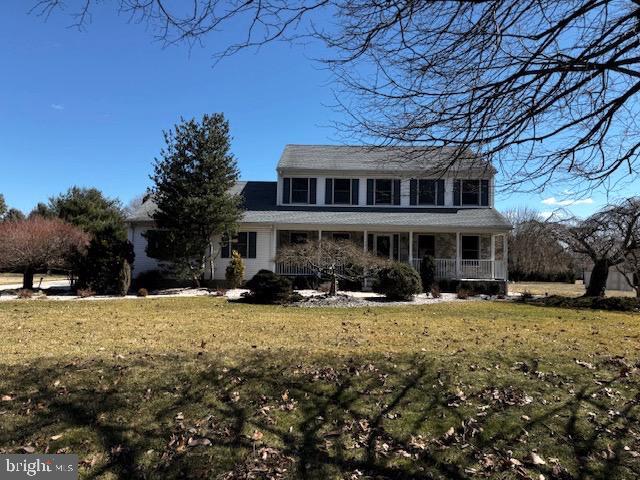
[{"xmin": 0, "ymin": 1, "xmax": 626, "ymax": 217}]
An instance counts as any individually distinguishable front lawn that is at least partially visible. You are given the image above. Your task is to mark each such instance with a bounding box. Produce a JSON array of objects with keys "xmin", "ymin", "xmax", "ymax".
[{"xmin": 0, "ymin": 298, "xmax": 638, "ymax": 479}]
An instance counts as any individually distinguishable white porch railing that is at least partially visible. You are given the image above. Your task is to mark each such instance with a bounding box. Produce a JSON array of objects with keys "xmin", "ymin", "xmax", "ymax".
[
  {"xmin": 278, "ymin": 258, "xmax": 506, "ymax": 280},
  {"xmin": 410, "ymin": 258, "xmax": 506, "ymax": 280},
  {"xmin": 275, "ymin": 261, "xmax": 348, "ymax": 276}
]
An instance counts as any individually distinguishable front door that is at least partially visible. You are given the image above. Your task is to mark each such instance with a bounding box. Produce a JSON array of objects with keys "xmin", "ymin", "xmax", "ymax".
[{"xmin": 375, "ymin": 234, "xmax": 392, "ymax": 259}]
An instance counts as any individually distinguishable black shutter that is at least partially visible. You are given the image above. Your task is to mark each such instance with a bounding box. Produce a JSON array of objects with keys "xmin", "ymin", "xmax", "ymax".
[
  {"xmin": 410, "ymin": 179, "xmax": 417, "ymax": 206},
  {"xmin": 248, "ymin": 232, "xmax": 257, "ymax": 258},
  {"xmin": 393, "ymin": 179, "xmax": 401, "ymax": 205},
  {"xmin": 221, "ymin": 235, "xmax": 230, "ymax": 258},
  {"xmin": 351, "ymin": 179, "xmax": 359, "ymax": 205},
  {"xmin": 309, "ymin": 178, "xmax": 317, "ymax": 204},
  {"xmin": 437, "ymin": 179, "xmax": 445, "ymax": 205},
  {"xmin": 453, "ymin": 180, "xmax": 461, "ymax": 206},
  {"xmin": 481, "ymin": 179, "xmax": 489, "ymax": 206},
  {"xmin": 366, "ymin": 179, "xmax": 374, "ymax": 205},
  {"xmin": 282, "ymin": 178, "xmax": 291, "ymax": 204},
  {"xmin": 393, "ymin": 234, "xmax": 400, "ymax": 260},
  {"xmin": 325, "ymin": 178, "xmax": 333, "ymax": 205}
]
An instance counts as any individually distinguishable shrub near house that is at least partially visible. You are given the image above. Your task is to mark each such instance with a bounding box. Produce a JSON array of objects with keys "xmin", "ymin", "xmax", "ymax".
[
  {"xmin": 373, "ymin": 263, "xmax": 422, "ymax": 301},
  {"xmin": 244, "ymin": 270, "xmax": 294, "ymax": 304}
]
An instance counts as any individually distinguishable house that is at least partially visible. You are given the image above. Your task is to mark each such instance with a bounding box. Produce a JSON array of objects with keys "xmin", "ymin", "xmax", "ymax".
[{"xmin": 127, "ymin": 145, "xmax": 512, "ymax": 285}]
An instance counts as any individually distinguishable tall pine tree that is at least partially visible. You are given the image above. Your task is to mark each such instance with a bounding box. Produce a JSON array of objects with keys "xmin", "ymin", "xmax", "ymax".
[{"xmin": 147, "ymin": 113, "xmax": 242, "ymax": 286}]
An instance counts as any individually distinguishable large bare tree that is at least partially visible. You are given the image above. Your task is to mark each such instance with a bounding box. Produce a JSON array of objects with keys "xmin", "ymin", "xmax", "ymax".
[
  {"xmin": 504, "ymin": 207, "xmax": 578, "ymax": 282},
  {"xmin": 554, "ymin": 197, "xmax": 640, "ymax": 297},
  {"xmin": 277, "ymin": 239, "xmax": 387, "ymax": 295},
  {"xmin": 31, "ymin": 0, "xmax": 640, "ymax": 190},
  {"xmin": 0, "ymin": 217, "xmax": 90, "ymax": 289}
]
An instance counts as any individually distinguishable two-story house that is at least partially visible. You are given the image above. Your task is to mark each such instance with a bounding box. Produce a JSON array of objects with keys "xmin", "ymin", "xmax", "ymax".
[{"xmin": 127, "ymin": 145, "xmax": 512, "ymax": 284}]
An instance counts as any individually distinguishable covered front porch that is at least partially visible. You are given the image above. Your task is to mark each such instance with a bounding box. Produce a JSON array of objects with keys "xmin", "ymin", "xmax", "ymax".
[{"xmin": 273, "ymin": 229, "xmax": 508, "ymax": 280}]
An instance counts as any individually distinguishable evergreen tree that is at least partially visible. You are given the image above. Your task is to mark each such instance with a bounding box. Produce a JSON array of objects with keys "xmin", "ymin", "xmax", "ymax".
[
  {"xmin": 49, "ymin": 187, "xmax": 127, "ymax": 239},
  {"xmin": 48, "ymin": 187, "xmax": 133, "ymax": 293},
  {"xmin": 147, "ymin": 113, "xmax": 242, "ymax": 286}
]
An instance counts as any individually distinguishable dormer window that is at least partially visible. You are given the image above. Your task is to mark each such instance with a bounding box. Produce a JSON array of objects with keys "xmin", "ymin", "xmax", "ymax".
[{"xmin": 282, "ymin": 177, "xmax": 317, "ymax": 204}]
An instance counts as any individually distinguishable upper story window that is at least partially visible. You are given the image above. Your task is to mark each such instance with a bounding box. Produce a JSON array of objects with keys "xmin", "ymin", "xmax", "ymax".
[
  {"xmin": 282, "ymin": 177, "xmax": 317, "ymax": 204},
  {"xmin": 291, "ymin": 178, "xmax": 309, "ymax": 203},
  {"xmin": 453, "ymin": 179, "xmax": 490, "ymax": 207},
  {"xmin": 366, "ymin": 179, "xmax": 401, "ymax": 205},
  {"xmin": 375, "ymin": 179, "xmax": 393, "ymax": 204},
  {"xmin": 410, "ymin": 179, "xmax": 445, "ymax": 206},
  {"xmin": 462, "ymin": 180, "xmax": 480, "ymax": 205},
  {"xmin": 325, "ymin": 178, "xmax": 359, "ymax": 205}
]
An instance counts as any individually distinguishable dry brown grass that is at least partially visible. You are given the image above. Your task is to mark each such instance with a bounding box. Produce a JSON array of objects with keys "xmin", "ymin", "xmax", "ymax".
[
  {"xmin": 510, "ymin": 280, "xmax": 635, "ymax": 297},
  {"xmin": 0, "ymin": 298, "xmax": 638, "ymax": 479}
]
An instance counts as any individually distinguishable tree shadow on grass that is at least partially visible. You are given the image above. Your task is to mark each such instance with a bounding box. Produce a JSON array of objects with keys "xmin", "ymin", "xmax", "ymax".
[{"xmin": 0, "ymin": 352, "xmax": 638, "ymax": 479}]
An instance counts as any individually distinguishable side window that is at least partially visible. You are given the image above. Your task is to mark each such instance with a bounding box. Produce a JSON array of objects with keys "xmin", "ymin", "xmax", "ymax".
[{"xmin": 221, "ymin": 232, "xmax": 257, "ymax": 258}]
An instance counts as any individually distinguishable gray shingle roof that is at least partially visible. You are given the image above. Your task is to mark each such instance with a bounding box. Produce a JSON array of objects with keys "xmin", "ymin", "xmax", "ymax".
[
  {"xmin": 128, "ymin": 181, "xmax": 511, "ymax": 231},
  {"xmin": 277, "ymin": 144, "xmax": 494, "ymax": 174}
]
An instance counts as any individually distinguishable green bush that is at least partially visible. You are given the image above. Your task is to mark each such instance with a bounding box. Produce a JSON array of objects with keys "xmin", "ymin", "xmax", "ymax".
[
  {"xmin": 373, "ymin": 262, "xmax": 422, "ymax": 301},
  {"xmin": 438, "ymin": 279, "xmax": 505, "ymax": 296},
  {"xmin": 137, "ymin": 288, "xmax": 149, "ymax": 297},
  {"xmin": 225, "ymin": 250, "xmax": 245, "ymax": 288},
  {"xmin": 245, "ymin": 270, "xmax": 294, "ymax": 304},
  {"xmin": 134, "ymin": 270, "xmax": 167, "ymax": 291},
  {"xmin": 420, "ymin": 255, "xmax": 436, "ymax": 293},
  {"xmin": 76, "ymin": 227, "xmax": 134, "ymax": 294}
]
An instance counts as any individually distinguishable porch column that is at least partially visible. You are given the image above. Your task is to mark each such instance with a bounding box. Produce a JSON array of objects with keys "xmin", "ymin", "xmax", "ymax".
[
  {"xmin": 318, "ymin": 229, "xmax": 322, "ymax": 243},
  {"xmin": 456, "ymin": 232, "xmax": 461, "ymax": 278},
  {"xmin": 271, "ymin": 227, "xmax": 277, "ymax": 272},
  {"xmin": 408, "ymin": 231, "xmax": 413, "ymax": 264},
  {"xmin": 490, "ymin": 234, "xmax": 496, "ymax": 279},
  {"xmin": 363, "ymin": 230, "xmax": 368, "ymax": 252},
  {"xmin": 503, "ymin": 233, "xmax": 509, "ymax": 281}
]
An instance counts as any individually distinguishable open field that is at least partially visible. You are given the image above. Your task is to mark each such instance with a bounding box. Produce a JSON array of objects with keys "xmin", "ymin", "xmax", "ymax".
[
  {"xmin": 0, "ymin": 273, "xmax": 67, "ymax": 286},
  {"xmin": 0, "ymin": 298, "xmax": 639, "ymax": 479},
  {"xmin": 509, "ymin": 281, "xmax": 635, "ymax": 298}
]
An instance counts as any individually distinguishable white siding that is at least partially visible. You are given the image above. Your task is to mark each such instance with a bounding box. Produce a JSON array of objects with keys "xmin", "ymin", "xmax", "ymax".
[
  {"xmin": 213, "ymin": 226, "xmax": 275, "ymax": 280},
  {"xmin": 128, "ymin": 224, "xmax": 160, "ymax": 277}
]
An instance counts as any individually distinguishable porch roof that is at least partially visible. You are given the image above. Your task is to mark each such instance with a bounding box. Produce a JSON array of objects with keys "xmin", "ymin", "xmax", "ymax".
[{"xmin": 241, "ymin": 208, "xmax": 511, "ymax": 231}]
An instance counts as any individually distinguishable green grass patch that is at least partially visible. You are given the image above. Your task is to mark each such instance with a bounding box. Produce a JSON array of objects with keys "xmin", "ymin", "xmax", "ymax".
[{"xmin": 0, "ymin": 298, "xmax": 639, "ymax": 479}]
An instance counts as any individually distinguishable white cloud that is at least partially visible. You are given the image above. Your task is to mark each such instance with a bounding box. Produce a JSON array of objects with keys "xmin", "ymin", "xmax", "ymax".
[
  {"xmin": 539, "ymin": 210, "xmax": 555, "ymax": 220},
  {"xmin": 50, "ymin": 103, "xmax": 64, "ymax": 110},
  {"xmin": 541, "ymin": 196, "xmax": 593, "ymax": 207}
]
